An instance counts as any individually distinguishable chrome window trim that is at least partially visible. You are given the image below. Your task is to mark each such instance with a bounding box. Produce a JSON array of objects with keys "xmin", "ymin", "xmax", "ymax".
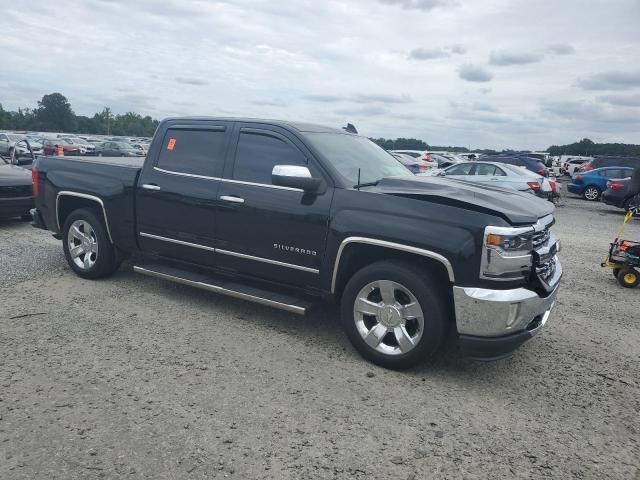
[
  {"xmin": 56, "ymin": 191, "xmax": 114, "ymax": 243},
  {"xmin": 139, "ymin": 232, "xmax": 318, "ymax": 273},
  {"xmin": 139, "ymin": 232, "xmax": 216, "ymax": 251},
  {"xmin": 153, "ymin": 166, "xmax": 303, "ymax": 192},
  {"xmin": 154, "ymin": 166, "xmax": 217, "ymax": 181},
  {"xmin": 216, "ymin": 248, "xmax": 319, "ymax": 274},
  {"xmin": 331, "ymin": 237, "xmax": 454, "ymax": 292}
]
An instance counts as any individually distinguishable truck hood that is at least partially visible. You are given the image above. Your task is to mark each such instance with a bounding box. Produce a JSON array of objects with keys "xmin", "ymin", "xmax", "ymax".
[
  {"xmin": 369, "ymin": 176, "xmax": 554, "ymax": 225},
  {"xmin": 0, "ymin": 164, "xmax": 32, "ymax": 187}
]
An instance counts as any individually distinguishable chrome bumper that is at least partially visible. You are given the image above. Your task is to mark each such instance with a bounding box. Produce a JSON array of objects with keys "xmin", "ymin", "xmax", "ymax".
[{"xmin": 453, "ymin": 257, "xmax": 562, "ymax": 338}]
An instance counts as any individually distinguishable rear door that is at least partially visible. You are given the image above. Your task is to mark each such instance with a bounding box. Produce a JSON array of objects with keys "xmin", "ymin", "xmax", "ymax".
[
  {"xmin": 0, "ymin": 134, "xmax": 9, "ymax": 155},
  {"xmin": 136, "ymin": 121, "xmax": 232, "ymax": 268},
  {"xmin": 215, "ymin": 123, "xmax": 332, "ymax": 288}
]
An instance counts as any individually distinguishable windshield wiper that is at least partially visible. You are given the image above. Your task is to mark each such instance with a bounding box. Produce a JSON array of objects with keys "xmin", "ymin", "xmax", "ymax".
[
  {"xmin": 354, "ymin": 180, "xmax": 379, "ymax": 189},
  {"xmin": 354, "ymin": 168, "xmax": 380, "ymax": 190}
]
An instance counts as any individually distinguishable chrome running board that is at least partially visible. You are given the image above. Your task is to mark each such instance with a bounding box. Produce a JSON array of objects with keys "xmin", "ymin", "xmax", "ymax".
[{"xmin": 133, "ymin": 264, "xmax": 310, "ymax": 315}]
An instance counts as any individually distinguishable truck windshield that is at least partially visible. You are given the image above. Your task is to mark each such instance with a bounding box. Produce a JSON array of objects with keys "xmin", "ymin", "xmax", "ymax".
[{"xmin": 305, "ymin": 133, "xmax": 411, "ymax": 186}]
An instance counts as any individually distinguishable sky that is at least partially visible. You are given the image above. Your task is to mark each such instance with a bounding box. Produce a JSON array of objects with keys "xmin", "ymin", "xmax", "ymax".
[{"xmin": 1, "ymin": 0, "xmax": 639, "ymax": 150}]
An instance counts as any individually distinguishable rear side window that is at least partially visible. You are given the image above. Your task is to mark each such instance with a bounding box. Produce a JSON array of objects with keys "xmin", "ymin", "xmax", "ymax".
[
  {"xmin": 233, "ymin": 131, "xmax": 306, "ymax": 184},
  {"xmin": 156, "ymin": 128, "xmax": 227, "ymax": 177},
  {"xmin": 475, "ymin": 164, "xmax": 498, "ymax": 175},
  {"xmin": 445, "ymin": 163, "xmax": 473, "ymax": 175}
]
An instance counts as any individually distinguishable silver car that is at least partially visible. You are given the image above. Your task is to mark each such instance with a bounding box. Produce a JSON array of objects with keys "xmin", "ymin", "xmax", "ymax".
[{"xmin": 431, "ymin": 161, "xmax": 547, "ymax": 194}]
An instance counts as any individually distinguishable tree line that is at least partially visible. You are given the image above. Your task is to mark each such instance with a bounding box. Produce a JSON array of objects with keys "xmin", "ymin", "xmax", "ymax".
[
  {"xmin": 0, "ymin": 93, "xmax": 159, "ymax": 137},
  {"xmin": 2, "ymin": 93, "xmax": 639, "ymax": 155},
  {"xmin": 547, "ymin": 138, "xmax": 640, "ymax": 157}
]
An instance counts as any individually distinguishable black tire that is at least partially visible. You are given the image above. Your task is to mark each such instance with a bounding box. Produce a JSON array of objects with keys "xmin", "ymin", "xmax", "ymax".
[
  {"xmin": 97, "ymin": 152, "xmax": 103, "ymax": 157},
  {"xmin": 624, "ymin": 195, "xmax": 640, "ymax": 216},
  {"xmin": 617, "ymin": 268, "xmax": 640, "ymax": 288},
  {"xmin": 340, "ymin": 260, "xmax": 447, "ymax": 369},
  {"xmin": 613, "ymin": 268, "xmax": 621, "ymax": 279},
  {"xmin": 583, "ymin": 185, "xmax": 601, "ymax": 201},
  {"xmin": 62, "ymin": 208, "xmax": 120, "ymax": 279}
]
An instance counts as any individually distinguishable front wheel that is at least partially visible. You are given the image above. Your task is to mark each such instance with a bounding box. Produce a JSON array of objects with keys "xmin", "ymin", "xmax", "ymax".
[
  {"xmin": 583, "ymin": 186, "xmax": 600, "ymax": 201},
  {"xmin": 340, "ymin": 261, "xmax": 447, "ymax": 369},
  {"xmin": 97, "ymin": 152, "xmax": 103, "ymax": 157},
  {"xmin": 62, "ymin": 208, "xmax": 121, "ymax": 279}
]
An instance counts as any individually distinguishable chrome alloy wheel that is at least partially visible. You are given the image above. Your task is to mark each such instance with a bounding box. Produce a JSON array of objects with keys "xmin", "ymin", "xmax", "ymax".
[
  {"xmin": 353, "ymin": 280, "xmax": 424, "ymax": 355},
  {"xmin": 584, "ymin": 186, "xmax": 599, "ymax": 201},
  {"xmin": 67, "ymin": 219, "xmax": 99, "ymax": 270}
]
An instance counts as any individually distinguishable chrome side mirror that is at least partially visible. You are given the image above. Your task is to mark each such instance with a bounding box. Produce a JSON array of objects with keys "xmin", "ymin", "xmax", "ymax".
[{"xmin": 272, "ymin": 165, "xmax": 321, "ymax": 192}]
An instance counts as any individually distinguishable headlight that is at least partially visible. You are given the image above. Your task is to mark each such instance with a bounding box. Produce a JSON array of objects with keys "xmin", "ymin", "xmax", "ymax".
[{"xmin": 481, "ymin": 225, "xmax": 534, "ymax": 280}]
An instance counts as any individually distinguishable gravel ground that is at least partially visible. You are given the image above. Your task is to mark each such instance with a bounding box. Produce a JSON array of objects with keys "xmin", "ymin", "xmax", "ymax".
[{"xmin": 1, "ymin": 192, "xmax": 639, "ymax": 479}]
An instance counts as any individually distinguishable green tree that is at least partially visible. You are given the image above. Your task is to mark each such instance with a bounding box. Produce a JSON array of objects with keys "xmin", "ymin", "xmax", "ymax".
[{"xmin": 36, "ymin": 93, "xmax": 76, "ymax": 132}]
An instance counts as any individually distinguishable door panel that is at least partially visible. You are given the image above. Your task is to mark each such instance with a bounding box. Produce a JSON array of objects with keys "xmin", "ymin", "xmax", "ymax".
[
  {"xmin": 215, "ymin": 125, "xmax": 332, "ymax": 288},
  {"xmin": 136, "ymin": 122, "xmax": 232, "ymax": 267}
]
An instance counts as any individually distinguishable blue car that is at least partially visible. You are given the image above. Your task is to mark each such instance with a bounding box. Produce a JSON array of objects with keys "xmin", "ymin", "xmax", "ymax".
[{"xmin": 568, "ymin": 166, "xmax": 634, "ymax": 201}]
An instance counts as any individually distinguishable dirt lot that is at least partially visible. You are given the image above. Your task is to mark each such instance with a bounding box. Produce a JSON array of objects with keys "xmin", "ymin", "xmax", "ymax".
[{"xmin": 1, "ymin": 193, "xmax": 639, "ymax": 479}]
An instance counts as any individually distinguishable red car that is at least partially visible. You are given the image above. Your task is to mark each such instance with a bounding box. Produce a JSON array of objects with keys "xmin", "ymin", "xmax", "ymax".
[{"xmin": 42, "ymin": 138, "xmax": 85, "ymax": 156}]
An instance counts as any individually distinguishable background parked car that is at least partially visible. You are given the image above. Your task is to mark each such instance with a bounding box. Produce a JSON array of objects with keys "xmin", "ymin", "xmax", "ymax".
[
  {"xmin": 389, "ymin": 150, "xmax": 437, "ymax": 169},
  {"xmin": 0, "ymin": 154, "xmax": 33, "ymax": 220},
  {"xmin": 130, "ymin": 143, "xmax": 148, "ymax": 155},
  {"xmin": 391, "ymin": 152, "xmax": 432, "ymax": 174},
  {"xmin": 568, "ymin": 167, "xmax": 635, "ymax": 201},
  {"xmin": 430, "ymin": 153, "xmax": 460, "ymax": 169},
  {"xmin": 575, "ymin": 156, "xmax": 640, "ymax": 175},
  {"xmin": 42, "ymin": 138, "xmax": 85, "ymax": 156},
  {"xmin": 602, "ymin": 169, "xmax": 640, "ymax": 213},
  {"xmin": 95, "ymin": 141, "xmax": 145, "ymax": 157},
  {"xmin": 486, "ymin": 155, "xmax": 548, "ymax": 176},
  {"xmin": 563, "ymin": 157, "xmax": 592, "ymax": 176},
  {"xmin": 432, "ymin": 161, "xmax": 546, "ymax": 195}
]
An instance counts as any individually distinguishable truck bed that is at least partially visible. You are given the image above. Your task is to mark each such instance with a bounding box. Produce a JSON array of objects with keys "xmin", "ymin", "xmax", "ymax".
[
  {"xmin": 37, "ymin": 154, "xmax": 145, "ymax": 169},
  {"xmin": 34, "ymin": 154, "xmax": 142, "ymax": 251}
]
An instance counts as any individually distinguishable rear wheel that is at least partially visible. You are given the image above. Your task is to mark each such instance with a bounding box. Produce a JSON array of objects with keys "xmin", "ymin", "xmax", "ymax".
[
  {"xmin": 97, "ymin": 152, "xmax": 103, "ymax": 157},
  {"xmin": 617, "ymin": 268, "xmax": 639, "ymax": 288},
  {"xmin": 583, "ymin": 186, "xmax": 600, "ymax": 201},
  {"xmin": 340, "ymin": 261, "xmax": 447, "ymax": 369},
  {"xmin": 624, "ymin": 195, "xmax": 640, "ymax": 216},
  {"xmin": 62, "ymin": 208, "xmax": 121, "ymax": 279}
]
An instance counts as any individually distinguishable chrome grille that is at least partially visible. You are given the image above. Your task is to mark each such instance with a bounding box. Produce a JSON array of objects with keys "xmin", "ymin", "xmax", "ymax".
[
  {"xmin": 533, "ymin": 228, "xmax": 550, "ymax": 249},
  {"xmin": 536, "ymin": 255, "xmax": 556, "ymax": 282}
]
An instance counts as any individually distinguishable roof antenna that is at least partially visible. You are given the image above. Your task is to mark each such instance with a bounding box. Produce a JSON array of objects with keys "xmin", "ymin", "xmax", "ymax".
[
  {"xmin": 356, "ymin": 168, "xmax": 361, "ymax": 191},
  {"xmin": 343, "ymin": 123, "xmax": 358, "ymax": 134}
]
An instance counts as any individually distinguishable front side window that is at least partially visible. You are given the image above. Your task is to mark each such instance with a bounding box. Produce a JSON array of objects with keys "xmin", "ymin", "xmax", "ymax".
[
  {"xmin": 233, "ymin": 132, "xmax": 306, "ymax": 185},
  {"xmin": 156, "ymin": 128, "xmax": 227, "ymax": 177}
]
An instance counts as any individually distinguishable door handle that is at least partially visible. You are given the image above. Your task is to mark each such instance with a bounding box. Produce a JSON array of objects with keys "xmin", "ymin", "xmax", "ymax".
[
  {"xmin": 142, "ymin": 183, "xmax": 161, "ymax": 191},
  {"xmin": 220, "ymin": 195, "xmax": 244, "ymax": 204}
]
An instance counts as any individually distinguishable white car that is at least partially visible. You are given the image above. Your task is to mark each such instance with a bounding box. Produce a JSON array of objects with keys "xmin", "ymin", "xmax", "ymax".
[{"xmin": 389, "ymin": 150, "xmax": 437, "ymax": 169}]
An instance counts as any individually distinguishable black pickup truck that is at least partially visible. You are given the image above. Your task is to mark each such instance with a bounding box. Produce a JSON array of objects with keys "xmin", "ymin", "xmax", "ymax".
[{"xmin": 31, "ymin": 117, "xmax": 562, "ymax": 368}]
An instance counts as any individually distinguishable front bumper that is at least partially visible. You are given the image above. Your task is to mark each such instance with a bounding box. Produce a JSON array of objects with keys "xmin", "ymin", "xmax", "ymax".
[{"xmin": 453, "ymin": 258, "xmax": 562, "ymax": 360}]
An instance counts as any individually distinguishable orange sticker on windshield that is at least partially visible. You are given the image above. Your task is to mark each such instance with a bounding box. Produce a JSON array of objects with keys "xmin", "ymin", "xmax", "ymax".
[{"xmin": 167, "ymin": 138, "xmax": 176, "ymax": 151}]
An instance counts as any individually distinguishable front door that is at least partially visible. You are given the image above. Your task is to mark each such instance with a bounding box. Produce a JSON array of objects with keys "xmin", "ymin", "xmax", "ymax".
[
  {"xmin": 215, "ymin": 125, "xmax": 332, "ymax": 288},
  {"xmin": 136, "ymin": 122, "xmax": 232, "ymax": 268}
]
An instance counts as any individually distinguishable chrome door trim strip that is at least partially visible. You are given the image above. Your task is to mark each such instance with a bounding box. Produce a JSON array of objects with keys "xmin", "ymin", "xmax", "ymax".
[
  {"xmin": 139, "ymin": 232, "xmax": 319, "ymax": 274},
  {"xmin": 216, "ymin": 248, "xmax": 319, "ymax": 274},
  {"xmin": 56, "ymin": 191, "xmax": 114, "ymax": 243},
  {"xmin": 133, "ymin": 266, "xmax": 307, "ymax": 315},
  {"xmin": 154, "ymin": 167, "xmax": 217, "ymax": 181},
  {"xmin": 139, "ymin": 232, "xmax": 216, "ymax": 251},
  {"xmin": 152, "ymin": 166, "xmax": 303, "ymax": 192},
  {"xmin": 331, "ymin": 236, "xmax": 455, "ymax": 292}
]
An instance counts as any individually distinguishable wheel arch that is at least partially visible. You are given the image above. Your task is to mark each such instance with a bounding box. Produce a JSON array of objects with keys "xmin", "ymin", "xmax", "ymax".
[
  {"xmin": 56, "ymin": 192, "xmax": 113, "ymax": 243},
  {"xmin": 331, "ymin": 238, "xmax": 454, "ymax": 295}
]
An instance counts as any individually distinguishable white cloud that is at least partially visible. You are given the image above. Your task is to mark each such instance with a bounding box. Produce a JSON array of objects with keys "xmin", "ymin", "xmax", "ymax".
[{"xmin": 0, "ymin": 0, "xmax": 639, "ymax": 149}]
